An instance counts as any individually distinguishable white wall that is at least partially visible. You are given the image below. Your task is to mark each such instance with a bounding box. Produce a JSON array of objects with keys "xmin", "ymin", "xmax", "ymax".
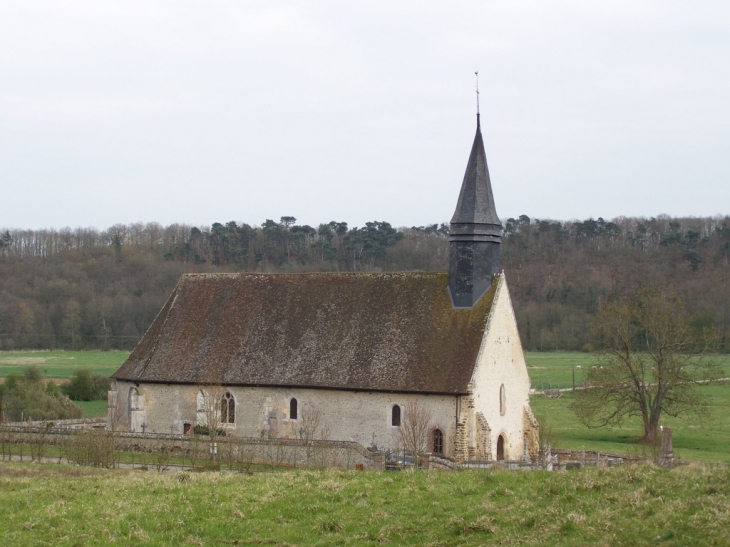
[
  {"xmin": 469, "ymin": 274, "xmax": 533, "ymax": 460},
  {"xmin": 111, "ymin": 381, "xmax": 458, "ymax": 457}
]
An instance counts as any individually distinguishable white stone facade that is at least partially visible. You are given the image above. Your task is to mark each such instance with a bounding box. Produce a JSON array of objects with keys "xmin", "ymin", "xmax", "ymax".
[
  {"xmin": 110, "ymin": 381, "xmax": 459, "ymax": 456},
  {"xmin": 468, "ymin": 274, "xmax": 534, "ymax": 461}
]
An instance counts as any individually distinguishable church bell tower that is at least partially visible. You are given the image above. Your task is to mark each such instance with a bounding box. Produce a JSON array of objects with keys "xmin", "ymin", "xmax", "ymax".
[{"xmin": 448, "ymin": 113, "xmax": 502, "ymax": 308}]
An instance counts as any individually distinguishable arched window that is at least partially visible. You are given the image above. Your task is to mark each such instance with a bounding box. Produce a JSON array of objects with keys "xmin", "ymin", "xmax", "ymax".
[
  {"xmin": 289, "ymin": 398, "xmax": 298, "ymax": 420},
  {"xmin": 499, "ymin": 384, "xmax": 506, "ymax": 416},
  {"xmin": 221, "ymin": 392, "xmax": 235, "ymax": 424},
  {"xmin": 129, "ymin": 387, "xmax": 140, "ymax": 411},
  {"xmin": 432, "ymin": 429, "xmax": 444, "ymax": 455},
  {"xmin": 391, "ymin": 404, "xmax": 401, "ymax": 427}
]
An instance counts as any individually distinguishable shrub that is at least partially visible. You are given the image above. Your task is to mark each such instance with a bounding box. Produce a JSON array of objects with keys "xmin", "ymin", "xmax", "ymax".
[
  {"xmin": 62, "ymin": 368, "xmax": 111, "ymax": 401},
  {"xmin": 1, "ymin": 367, "xmax": 82, "ymax": 421}
]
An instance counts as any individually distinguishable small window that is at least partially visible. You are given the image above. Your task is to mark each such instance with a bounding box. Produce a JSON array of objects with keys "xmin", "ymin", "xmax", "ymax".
[
  {"xmin": 392, "ymin": 404, "xmax": 401, "ymax": 426},
  {"xmin": 129, "ymin": 387, "xmax": 140, "ymax": 410},
  {"xmin": 221, "ymin": 391, "xmax": 235, "ymax": 424},
  {"xmin": 499, "ymin": 384, "xmax": 506, "ymax": 416},
  {"xmin": 290, "ymin": 398, "xmax": 298, "ymax": 420},
  {"xmin": 432, "ymin": 429, "xmax": 444, "ymax": 455}
]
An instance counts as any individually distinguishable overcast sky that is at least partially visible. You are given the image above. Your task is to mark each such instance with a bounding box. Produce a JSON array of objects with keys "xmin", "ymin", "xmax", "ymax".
[{"xmin": 1, "ymin": 1, "xmax": 728, "ymax": 231}]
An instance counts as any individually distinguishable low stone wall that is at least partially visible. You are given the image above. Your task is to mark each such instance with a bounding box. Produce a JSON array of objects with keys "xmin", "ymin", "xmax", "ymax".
[
  {"xmin": 0, "ymin": 424, "xmax": 383, "ymax": 470},
  {"xmin": 426, "ymin": 446, "xmax": 643, "ymax": 471},
  {"xmin": 553, "ymin": 449, "xmax": 640, "ymax": 468},
  {"xmin": 1, "ymin": 418, "xmax": 106, "ymax": 429},
  {"xmin": 0, "ymin": 423, "xmax": 652, "ymax": 472}
]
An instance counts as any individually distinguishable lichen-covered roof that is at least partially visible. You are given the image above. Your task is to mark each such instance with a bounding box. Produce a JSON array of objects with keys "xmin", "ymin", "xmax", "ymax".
[{"xmin": 112, "ymin": 272, "xmax": 498, "ymax": 395}]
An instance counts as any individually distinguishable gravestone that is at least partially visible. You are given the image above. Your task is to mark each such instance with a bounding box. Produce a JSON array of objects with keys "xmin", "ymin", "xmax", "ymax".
[{"xmin": 658, "ymin": 427, "xmax": 674, "ymax": 468}]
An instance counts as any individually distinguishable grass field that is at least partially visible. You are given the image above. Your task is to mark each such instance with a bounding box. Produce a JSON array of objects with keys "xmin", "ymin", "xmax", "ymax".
[
  {"xmin": 73, "ymin": 400, "xmax": 108, "ymax": 418},
  {"xmin": 524, "ymin": 351, "xmax": 730, "ymax": 463},
  {"xmin": 0, "ymin": 463, "xmax": 728, "ymax": 546},
  {"xmin": 524, "ymin": 351, "xmax": 730, "ymax": 391},
  {"xmin": 0, "ymin": 350, "xmax": 726, "ymax": 387},
  {"xmin": 531, "ymin": 385, "xmax": 730, "ymax": 464},
  {"xmin": 0, "ymin": 350, "xmax": 129, "ymax": 380}
]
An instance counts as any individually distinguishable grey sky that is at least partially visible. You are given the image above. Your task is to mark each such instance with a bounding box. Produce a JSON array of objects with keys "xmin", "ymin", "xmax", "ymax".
[{"xmin": 2, "ymin": 1, "xmax": 729, "ymax": 231}]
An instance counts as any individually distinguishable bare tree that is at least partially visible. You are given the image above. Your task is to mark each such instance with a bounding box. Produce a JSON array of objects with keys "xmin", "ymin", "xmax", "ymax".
[
  {"xmin": 197, "ymin": 385, "xmax": 227, "ymax": 461},
  {"xmin": 572, "ymin": 287, "xmax": 720, "ymax": 443},
  {"xmin": 298, "ymin": 405, "xmax": 325, "ymax": 443},
  {"xmin": 297, "ymin": 405, "xmax": 331, "ymax": 463},
  {"xmin": 396, "ymin": 401, "xmax": 433, "ymax": 467}
]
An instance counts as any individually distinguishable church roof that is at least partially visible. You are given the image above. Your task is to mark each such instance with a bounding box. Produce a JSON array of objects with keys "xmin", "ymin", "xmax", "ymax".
[
  {"xmin": 450, "ymin": 115, "xmax": 501, "ymax": 230},
  {"xmin": 112, "ymin": 272, "xmax": 498, "ymax": 395}
]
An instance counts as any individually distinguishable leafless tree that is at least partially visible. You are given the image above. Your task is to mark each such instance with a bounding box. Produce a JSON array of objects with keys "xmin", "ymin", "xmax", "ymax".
[
  {"xmin": 298, "ymin": 404, "xmax": 325, "ymax": 443},
  {"xmin": 297, "ymin": 405, "xmax": 331, "ymax": 463},
  {"xmin": 197, "ymin": 385, "xmax": 227, "ymax": 461},
  {"xmin": 396, "ymin": 401, "xmax": 433, "ymax": 467},
  {"xmin": 572, "ymin": 287, "xmax": 720, "ymax": 443}
]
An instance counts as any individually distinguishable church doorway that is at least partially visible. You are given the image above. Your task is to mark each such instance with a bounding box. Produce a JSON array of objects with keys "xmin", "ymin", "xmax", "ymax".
[{"xmin": 496, "ymin": 435, "xmax": 505, "ymax": 461}]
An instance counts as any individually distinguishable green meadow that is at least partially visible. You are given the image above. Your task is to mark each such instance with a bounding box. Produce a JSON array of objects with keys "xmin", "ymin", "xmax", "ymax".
[
  {"xmin": 0, "ymin": 463, "xmax": 728, "ymax": 546},
  {"xmin": 525, "ymin": 351, "xmax": 730, "ymax": 391},
  {"xmin": 0, "ymin": 350, "xmax": 129, "ymax": 380},
  {"xmin": 524, "ymin": 352, "xmax": 730, "ymax": 463}
]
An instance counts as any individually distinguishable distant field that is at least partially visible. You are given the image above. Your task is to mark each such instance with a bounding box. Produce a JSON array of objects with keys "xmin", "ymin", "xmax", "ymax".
[
  {"xmin": 526, "ymin": 351, "xmax": 730, "ymax": 463},
  {"xmin": 0, "ymin": 350, "xmax": 129, "ymax": 379},
  {"xmin": 524, "ymin": 352, "xmax": 593, "ymax": 390},
  {"xmin": 531, "ymin": 384, "xmax": 730, "ymax": 464},
  {"xmin": 73, "ymin": 400, "xmax": 108, "ymax": 418},
  {"xmin": 0, "ymin": 350, "xmax": 725, "ymax": 385},
  {"xmin": 524, "ymin": 351, "xmax": 730, "ymax": 391}
]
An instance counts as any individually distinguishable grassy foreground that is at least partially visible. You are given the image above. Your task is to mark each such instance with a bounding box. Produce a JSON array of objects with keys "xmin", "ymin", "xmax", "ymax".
[{"xmin": 0, "ymin": 463, "xmax": 728, "ymax": 547}]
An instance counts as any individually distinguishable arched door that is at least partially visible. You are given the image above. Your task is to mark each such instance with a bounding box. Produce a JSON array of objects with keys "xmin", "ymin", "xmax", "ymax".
[{"xmin": 496, "ymin": 435, "xmax": 505, "ymax": 461}]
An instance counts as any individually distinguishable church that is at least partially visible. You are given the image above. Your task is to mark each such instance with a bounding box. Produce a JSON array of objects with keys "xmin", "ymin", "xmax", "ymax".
[{"xmin": 109, "ymin": 114, "xmax": 539, "ymax": 462}]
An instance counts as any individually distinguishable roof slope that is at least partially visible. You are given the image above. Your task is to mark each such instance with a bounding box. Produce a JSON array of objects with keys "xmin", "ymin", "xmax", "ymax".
[{"xmin": 112, "ymin": 272, "xmax": 498, "ymax": 395}]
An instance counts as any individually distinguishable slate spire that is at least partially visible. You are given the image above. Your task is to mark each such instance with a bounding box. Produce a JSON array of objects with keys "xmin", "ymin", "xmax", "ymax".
[{"xmin": 448, "ymin": 114, "xmax": 502, "ymax": 308}]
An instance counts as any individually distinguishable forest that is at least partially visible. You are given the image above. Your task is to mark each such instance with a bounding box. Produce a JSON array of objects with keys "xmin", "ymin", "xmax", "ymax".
[{"xmin": 1, "ymin": 214, "xmax": 728, "ymax": 352}]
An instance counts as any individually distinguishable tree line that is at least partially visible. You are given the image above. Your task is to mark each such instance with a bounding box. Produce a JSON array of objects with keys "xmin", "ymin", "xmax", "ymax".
[{"xmin": 1, "ymin": 214, "xmax": 728, "ymax": 352}]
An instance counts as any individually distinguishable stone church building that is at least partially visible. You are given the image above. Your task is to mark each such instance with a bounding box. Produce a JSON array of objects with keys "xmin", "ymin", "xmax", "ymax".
[{"xmin": 109, "ymin": 114, "xmax": 539, "ymax": 462}]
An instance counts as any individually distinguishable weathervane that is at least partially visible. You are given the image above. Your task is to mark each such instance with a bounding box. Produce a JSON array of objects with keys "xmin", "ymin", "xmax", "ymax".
[{"xmin": 475, "ymin": 70, "xmax": 480, "ymax": 115}]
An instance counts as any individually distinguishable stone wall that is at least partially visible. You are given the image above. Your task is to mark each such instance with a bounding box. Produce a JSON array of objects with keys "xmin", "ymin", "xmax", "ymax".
[
  {"xmin": 0, "ymin": 424, "xmax": 383, "ymax": 470},
  {"xmin": 469, "ymin": 275, "xmax": 535, "ymax": 460},
  {"xmin": 110, "ymin": 382, "xmax": 459, "ymax": 458}
]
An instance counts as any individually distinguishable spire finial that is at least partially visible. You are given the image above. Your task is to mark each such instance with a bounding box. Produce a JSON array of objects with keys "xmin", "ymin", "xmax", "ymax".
[{"xmin": 475, "ymin": 70, "xmax": 480, "ymax": 118}]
